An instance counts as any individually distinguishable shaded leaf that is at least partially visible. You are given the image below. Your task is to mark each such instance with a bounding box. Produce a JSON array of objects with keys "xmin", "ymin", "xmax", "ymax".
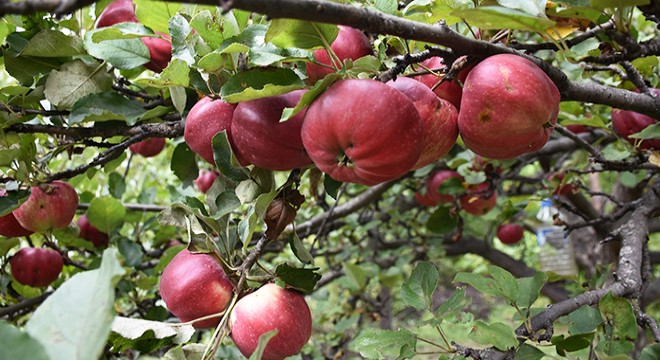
[
  {"xmin": 426, "ymin": 205, "xmax": 459, "ymax": 234},
  {"xmin": 171, "ymin": 142, "xmax": 198, "ymax": 188},
  {"xmin": 87, "ymin": 197, "xmax": 126, "ymax": 234},
  {"xmin": 69, "ymin": 92, "xmax": 146, "ymax": 125},
  {"xmin": 452, "ymin": 6, "xmax": 555, "ymax": 32},
  {"xmin": 351, "ymin": 328, "xmax": 416, "ymax": 359},
  {"xmin": 469, "ymin": 321, "xmax": 517, "ymax": 351},
  {"xmin": 220, "ymin": 68, "xmax": 305, "ymax": 103},
  {"xmin": 44, "ymin": 60, "xmax": 113, "ymax": 109},
  {"xmin": 274, "ymin": 264, "xmax": 321, "ymax": 293},
  {"xmin": 266, "ymin": 19, "xmax": 338, "ymax": 49},
  {"xmin": 0, "ymin": 321, "xmax": 48, "ymax": 360},
  {"xmin": 22, "ymin": 29, "xmax": 85, "ymax": 57},
  {"xmin": 212, "ymin": 131, "xmax": 249, "ymax": 182},
  {"xmin": 401, "ymin": 261, "xmax": 439, "ymax": 310}
]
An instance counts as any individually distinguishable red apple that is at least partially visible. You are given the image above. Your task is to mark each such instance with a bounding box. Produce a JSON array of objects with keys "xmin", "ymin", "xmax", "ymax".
[
  {"xmin": 306, "ymin": 25, "xmax": 372, "ymax": 84},
  {"xmin": 414, "ymin": 56, "xmax": 473, "ymax": 109},
  {"xmin": 13, "ymin": 181, "xmax": 79, "ymax": 233},
  {"xmin": 194, "ymin": 169, "xmax": 218, "ymax": 193},
  {"xmin": 10, "ymin": 248, "xmax": 63, "ymax": 287},
  {"xmin": 415, "ymin": 190, "xmax": 437, "ymax": 207},
  {"xmin": 426, "ymin": 170, "xmax": 463, "ymax": 204},
  {"xmin": 230, "ymin": 283, "xmax": 312, "ymax": 360},
  {"xmin": 566, "ymin": 124, "xmax": 590, "ymax": 134},
  {"xmin": 459, "ymin": 182, "xmax": 497, "ymax": 215},
  {"xmin": 547, "ymin": 172, "xmax": 575, "ymax": 196},
  {"xmin": 458, "ymin": 54, "xmax": 560, "ymax": 159},
  {"xmin": 77, "ymin": 214, "xmax": 109, "ymax": 248},
  {"xmin": 386, "ymin": 77, "xmax": 459, "ymax": 168},
  {"xmin": 232, "ymin": 90, "xmax": 312, "ymax": 171},
  {"xmin": 184, "ymin": 96, "xmax": 246, "ymax": 165},
  {"xmin": 129, "ymin": 137, "xmax": 166, "ymax": 157},
  {"xmin": 496, "ymin": 223, "xmax": 524, "ymax": 245},
  {"xmin": 159, "ymin": 249, "xmax": 234, "ymax": 329},
  {"xmin": 302, "ymin": 79, "xmax": 424, "ymax": 185},
  {"xmin": 141, "ymin": 34, "xmax": 172, "ymax": 73},
  {"xmin": 611, "ymin": 88, "xmax": 660, "ymax": 150},
  {"xmin": 95, "ymin": 0, "xmax": 138, "ymax": 28},
  {"xmin": 0, "ymin": 190, "xmax": 33, "ymax": 237}
]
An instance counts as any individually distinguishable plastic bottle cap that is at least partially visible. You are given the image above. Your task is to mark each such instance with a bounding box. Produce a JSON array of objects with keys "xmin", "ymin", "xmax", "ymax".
[{"xmin": 540, "ymin": 198, "xmax": 553, "ymax": 208}]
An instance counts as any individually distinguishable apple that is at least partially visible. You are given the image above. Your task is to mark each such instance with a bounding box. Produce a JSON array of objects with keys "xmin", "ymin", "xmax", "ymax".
[
  {"xmin": 426, "ymin": 170, "xmax": 463, "ymax": 204},
  {"xmin": 13, "ymin": 181, "xmax": 79, "ymax": 233},
  {"xmin": 415, "ymin": 190, "xmax": 437, "ymax": 207},
  {"xmin": 194, "ymin": 169, "xmax": 218, "ymax": 193},
  {"xmin": 459, "ymin": 182, "xmax": 497, "ymax": 215},
  {"xmin": 386, "ymin": 77, "xmax": 459, "ymax": 168},
  {"xmin": 306, "ymin": 25, "xmax": 372, "ymax": 84},
  {"xmin": 302, "ymin": 79, "xmax": 424, "ymax": 185},
  {"xmin": 547, "ymin": 172, "xmax": 575, "ymax": 196},
  {"xmin": 230, "ymin": 283, "xmax": 312, "ymax": 360},
  {"xmin": 458, "ymin": 54, "xmax": 560, "ymax": 159},
  {"xmin": 611, "ymin": 88, "xmax": 660, "ymax": 150},
  {"xmin": 414, "ymin": 56, "xmax": 472, "ymax": 109},
  {"xmin": 96, "ymin": 0, "xmax": 172, "ymax": 73},
  {"xmin": 496, "ymin": 223, "xmax": 524, "ymax": 245},
  {"xmin": 129, "ymin": 137, "xmax": 166, "ymax": 157},
  {"xmin": 77, "ymin": 214, "xmax": 109, "ymax": 248},
  {"xmin": 10, "ymin": 248, "xmax": 63, "ymax": 287},
  {"xmin": 184, "ymin": 96, "xmax": 246, "ymax": 165},
  {"xmin": 232, "ymin": 90, "xmax": 312, "ymax": 171},
  {"xmin": 566, "ymin": 124, "xmax": 590, "ymax": 134},
  {"xmin": 0, "ymin": 190, "xmax": 33, "ymax": 237},
  {"xmin": 159, "ymin": 249, "xmax": 234, "ymax": 329}
]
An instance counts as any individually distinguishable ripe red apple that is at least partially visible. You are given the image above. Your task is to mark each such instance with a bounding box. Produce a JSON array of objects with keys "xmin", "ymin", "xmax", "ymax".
[
  {"xmin": 232, "ymin": 90, "xmax": 312, "ymax": 171},
  {"xmin": 129, "ymin": 137, "xmax": 166, "ymax": 157},
  {"xmin": 95, "ymin": 0, "xmax": 138, "ymax": 28},
  {"xmin": 230, "ymin": 283, "xmax": 312, "ymax": 360},
  {"xmin": 159, "ymin": 249, "xmax": 234, "ymax": 329},
  {"xmin": 459, "ymin": 182, "xmax": 497, "ymax": 215},
  {"xmin": 13, "ymin": 181, "xmax": 79, "ymax": 233},
  {"xmin": 414, "ymin": 56, "xmax": 472, "ymax": 109},
  {"xmin": 184, "ymin": 96, "xmax": 247, "ymax": 165},
  {"xmin": 611, "ymin": 88, "xmax": 660, "ymax": 150},
  {"xmin": 426, "ymin": 170, "xmax": 463, "ymax": 204},
  {"xmin": 496, "ymin": 223, "xmax": 524, "ymax": 245},
  {"xmin": 458, "ymin": 54, "xmax": 560, "ymax": 159},
  {"xmin": 10, "ymin": 248, "xmax": 63, "ymax": 287},
  {"xmin": 306, "ymin": 25, "xmax": 372, "ymax": 84},
  {"xmin": 194, "ymin": 169, "xmax": 218, "ymax": 193},
  {"xmin": 302, "ymin": 79, "xmax": 424, "ymax": 185},
  {"xmin": 415, "ymin": 190, "xmax": 437, "ymax": 207},
  {"xmin": 0, "ymin": 190, "xmax": 33, "ymax": 237},
  {"xmin": 566, "ymin": 124, "xmax": 590, "ymax": 134},
  {"xmin": 77, "ymin": 214, "xmax": 109, "ymax": 248},
  {"xmin": 547, "ymin": 172, "xmax": 575, "ymax": 196},
  {"xmin": 140, "ymin": 34, "xmax": 172, "ymax": 73},
  {"xmin": 386, "ymin": 77, "xmax": 459, "ymax": 168}
]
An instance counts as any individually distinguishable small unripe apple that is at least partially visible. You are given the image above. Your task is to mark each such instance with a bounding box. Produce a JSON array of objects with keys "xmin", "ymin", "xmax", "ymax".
[
  {"xmin": 194, "ymin": 170, "xmax": 219, "ymax": 193},
  {"xmin": 426, "ymin": 170, "xmax": 463, "ymax": 204},
  {"xmin": 77, "ymin": 214, "xmax": 109, "ymax": 248},
  {"xmin": 306, "ymin": 25, "xmax": 372, "ymax": 83},
  {"xmin": 13, "ymin": 181, "xmax": 79, "ymax": 233},
  {"xmin": 496, "ymin": 223, "xmax": 524, "ymax": 245},
  {"xmin": 129, "ymin": 137, "xmax": 166, "ymax": 157},
  {"xmin": 414, "ymin": 56, "xmax": 473, "ymax": 109},
  {"xmin": 159, "ymin": 249, "xmax": 234, "ymax": 329},
  {"xmin": 459, "ymin": 182, "xmax": 497, "ymax": 215},
  {"xmin": 611, "ymin": 88, "xmax": 660, "ymax": 150},
  {"xmin": 230, "ymin": 283, "xmax": 312, "ymax": 360},
  {"xmin": 10, "ymin": 248, "xmax": 63, "ymax": 287}
]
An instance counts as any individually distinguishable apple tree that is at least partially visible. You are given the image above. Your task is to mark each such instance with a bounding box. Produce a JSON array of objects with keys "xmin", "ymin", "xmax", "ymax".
[{"xmin": 0, "ymin": 0, "xmax": 659, "ymax": 359}]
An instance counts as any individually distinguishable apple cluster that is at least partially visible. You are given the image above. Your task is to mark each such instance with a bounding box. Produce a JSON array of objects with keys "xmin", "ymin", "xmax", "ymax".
[{"xmin": 159, "ymin": 250, "xmax": 312, "ymax": 359}]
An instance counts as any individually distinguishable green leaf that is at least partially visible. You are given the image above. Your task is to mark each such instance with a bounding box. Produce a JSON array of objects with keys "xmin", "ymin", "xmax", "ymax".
[
  {"xmin": 69, "ymin": 92, "xmax": 146, "ymax": 125},
  {"xmin": 452, "ymin": 6, "xmax": 555, "ymax": 32},
  {"xmin": 629, "ymin": 123, "xmax": 660, "ymax": 140},
  {"xmin": 640, "ymin": 344, "xmax": 660, "ymax": 360},
  {"xmin": 400, "ymin": 261, "xmax": 439, "ymax": 310},
  {"xmin": 516, "ymin": 272, "xmax": 547, "ymax": 308},
  {"xmin": 0, "ymin": 321, "xmax": 49, "ymax": 360},
  {"xmin": 22, "ymin": 29, "xmax": 85, "ymax": 57},
  {"xmin": 590, "ymin": 0, "xmax": 650, "ymax": 9},
  {"xmin": 84, "ymin": 30, "xmax": 150, "ymax": 70},
  {"xmin": 0, "ymin": 238, "xmax": 20, "ymax": 256},
  {"xmin": 568, "ymin": 305, "xmax": 602, "ymax": 335},
  {"xmin": 351, "ymin": 328, "xmax": 416, "ymax": 359},
  {"xmin": 488, "ymin": 265, "xmax": 519, "ymax": 304},
  {"xmin": 266, "ymin": 19, "xmax": 338, "ymax": 49},
  {"xmin": 212, "ymin": 131, "xmax": 249, "ymax": 182},
  {"xmin": 190, "ymin": 10, "xmax": 225, "ymax": 49},
  {"xmin": 249, "ymin": 330, "xmax": 278, "ymax": 360},
  {"xmin": 436, "ymin": 287, "xmax": 470, "ymax": 318},
  {"xmin": 0, "ymin": 189, "xmax": 30, "ymax": 216},
  {"xmin": 281, "ymin": 73, "xmax": 341, "ymax": 121},
  {"xmin": 599, "ymin": 292, "xmax": 637, "ymax": 340},
  {"xmin": 515, "ymin": 343, "xmax": 546, "ymax": 360},
  {"xmin": 497, "ymin": 0, "xmax": 547, "ymax": 17},
  {"xmin": 134, "ymin": 0, "xmax": 181, "ymax": 34},
  {"xmin": 108, "ymin": 172, "xmax": 127, "ymax": 199},
  {"xmin": 44, "ymin": 60, "xmax": 113, "ymax": 109},
  {"xmin": 454, "ymin": 271, "xmax": 511, "ymax": 300},
  {"xmin": 289, "ymin": 232, "xmax": 314, "ymax": 264},
  {"xmin": 426, "ymin": 205, "xmax": 459, "ymax": 234},
  {"xmin": 26, "ymin": 249, "xmax": 125, "ymax": 360},
  {"xmin": 109, "ymin": 316, "xmax": 195, "ymax": 353},
  {"xmin": 469, "ymin": 321, "xmax": 518, "ymax": 351},
  {"xmin": 404, "ymin": 0, "xmax": 473, "ymax": 26},
  {"xmin": 87, "ymin": 197, "xmax": 126, "ymax": 234},
  {"xmin": 170, "ymin": 142, "xmax": 198, "ymax": 188},
  {"xmin": 274, "ymin": 264, "xmax": 321, "ymax": 293},
  {"xmin": 118, "ymin": 237, "xmax": 144, "ymax": 267},
  {"xmin": 324, "ymin": 175, "xmax": 342, "ymax": 199},
  {"xmin": 551, "ymin": 333, "xmax": 594, "ymax": 355},
  {"xmin": 371, "ymin": 0, "xmax": 399, "ymax": 14},
  {"xmin": 220, "ymin": 68, "xmax": 305, "ymax": 103},
  {"xmin": 343, "ymin": 262, "xmax": 368, "ymax": 290}
]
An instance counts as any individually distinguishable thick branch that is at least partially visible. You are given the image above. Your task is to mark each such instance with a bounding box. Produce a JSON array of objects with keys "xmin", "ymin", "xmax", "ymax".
[{"xmin": 7, "ymin": 120, "xmax": 183, "ymax": 140}]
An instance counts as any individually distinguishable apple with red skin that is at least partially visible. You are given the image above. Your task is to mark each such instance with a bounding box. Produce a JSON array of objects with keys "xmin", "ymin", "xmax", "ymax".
[
  {"xmin": 386, "ymin": 77, "xmax": 459, "ymax": 169},
  {"xmin": 302, "ymin": 79, "xmax": 424, "ymax": 185},
  {"xmin": 13, "ymin": 181, "xmax": 78, "ymax": 233},
  {"xmin": 611, "ymin": 88, "xmax": 660, "ymax": 150},
  {"xmin": 458, "ymin": 54, "xmax": 560, "ymax": 159},
  {"xmin": 497, "ymin": 223, "xmax": 524, "ymax": 245},
  {"xmin": 426, "ymin": 170, "xmax": 463, "ymax": 204},
  {"xmin": 77, "ymin": 215, "xmax": 109, "ymax": 248},
  {"xmin": 415, "ymin": 190, "xmax": 437, "ymax": 207},
  {"xmin": 547, "ymin": 172, "xmax": 575, "ymax": 196},
  {"xmin": 0, "ymin": 190, "xmax": 33, "ymax": 237},
  {"xmin": 10, "ymin": 248, "xmax": 63, "ymax": 287},
  {"xmin": 414, "ymin": 56, "xmax": 472, "ymax": 109},
  {"xmin": 232, "ymin": 90, "xmax": 312, "ymax": 171},
  {"xmin": 129, "ymin": 137, "xmax": 166, "ymax": 157},
  {"xmin": 566, "ymin": 124, "xmax": 590, "ymax": 134},
  {"xmin": 194, "ymin": 170, "xmax": 219, "ymax": 193},
  {"xmin": 230, "ymin": 283, "xmax": 312, "ymax": 360},
  {"xmin": 459, "ymin": 182, "xmax": 497, "ymax": 215},
  {"xmin": 159, "ymin": 249, "xmax": 234, "ymax": 329},
  {"xmin": 184, "ymin": 96, "xmax": 247, "ymax": 165},
  {"xmin": 306, "ymin": 25, "xmax": 372, "ymax": 84}
]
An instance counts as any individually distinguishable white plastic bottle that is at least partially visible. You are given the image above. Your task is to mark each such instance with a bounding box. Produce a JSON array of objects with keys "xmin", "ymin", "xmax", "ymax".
[{"xmin": 536, "ymin": 198, "xmax": 578, "ymax": 276}]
